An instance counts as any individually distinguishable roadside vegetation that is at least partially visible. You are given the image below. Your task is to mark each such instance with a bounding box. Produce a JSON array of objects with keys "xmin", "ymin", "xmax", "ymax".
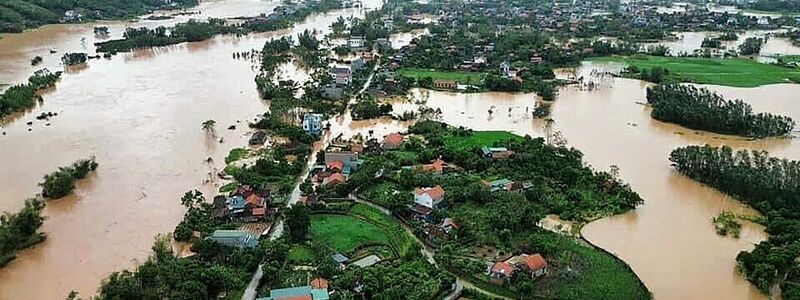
[
  {"xmin": 39, "ymin": 157, "xmax": 98, "ymax": 199},
  {"xmin": 0, "ymin": 69, "xmax": 61, "ymax": 118},
  {"xmin": 669, "ymin": 145, "xmax": 800, "ymax": 298},
  {"xmin": 645, "ymin": 84, "xmax": 795, "ymax": 138},
  {"xmin": 596, "ymin": 55, "xmax": 800, "ymax": 87}
]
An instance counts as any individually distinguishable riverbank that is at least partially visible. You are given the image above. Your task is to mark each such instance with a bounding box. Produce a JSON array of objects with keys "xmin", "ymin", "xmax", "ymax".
[{"xmin": 591, "ymin": 55, "xmax": 800, "ymax": 87}]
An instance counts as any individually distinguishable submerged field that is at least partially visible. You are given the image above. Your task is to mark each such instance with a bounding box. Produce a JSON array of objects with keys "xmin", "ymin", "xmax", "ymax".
[{"xmin": 592, "ymin": 55, "xmax": 800, "ymax": 87}]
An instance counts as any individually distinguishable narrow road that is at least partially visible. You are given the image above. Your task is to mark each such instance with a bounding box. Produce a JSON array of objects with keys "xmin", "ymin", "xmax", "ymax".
[{"xmin": 241, "ymin": 60, "xmax": 381, "ymax": 300}]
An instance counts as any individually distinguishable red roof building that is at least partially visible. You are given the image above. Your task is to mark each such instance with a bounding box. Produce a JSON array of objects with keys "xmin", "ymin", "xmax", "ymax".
[
  {"xmin": 490, "ymin": 262, "xmax": 515, "ymax": 277},
  {"xmin": 245, "ymin": 194, "xmax": 264, "ymax": 208},
  {"xmin": 251, "ymin": 207, "xmax": 266, "ymax": 217},
  {"xmin": 326, "ymin": 160, "xmax": 344, "ymax": 172},
  {"xmin": 310, "ymin": 277, "xmax": 329, "ymax": 289},
  {"xmin": 421, "ymin": 158, "xmax": 447, "ymax": 173},
  {"xmin": 323, "ymin": 173, "xmax": 346, "ymax": 187},
  {"xmin": 382, "ymin": 132, "xmax": 405, "ymax": 150}
]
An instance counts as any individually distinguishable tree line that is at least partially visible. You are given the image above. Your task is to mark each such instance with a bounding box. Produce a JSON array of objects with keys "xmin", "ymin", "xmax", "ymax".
[
  {"xmin": 0, "ymin": 0, "xmax": 198, "ymax": 33},
  {"xmin": 646, "ymin": 84, "xmax": 795, "ymax": 138},
  {"xmin": 95, "ymin": 19, "xmax": 233, "ymax": 53},
  {"xmin": 0, "ymin": 69, "xmax": 61, "ymax": 118},
  {"xmin": 669, "ymin": 145, "xmax": 800, "ymax": 298}
]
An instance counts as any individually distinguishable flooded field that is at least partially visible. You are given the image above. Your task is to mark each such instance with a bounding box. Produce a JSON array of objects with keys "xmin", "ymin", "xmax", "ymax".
[{"xmin": 644, "ymin": 30, "xmax": 800, "ymax": 58}]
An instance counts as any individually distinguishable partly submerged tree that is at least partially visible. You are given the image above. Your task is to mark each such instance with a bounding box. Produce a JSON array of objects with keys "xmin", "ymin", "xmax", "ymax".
[{"xmin": 202, "ymin": 119, "xmax": 217, "ymax": 137}]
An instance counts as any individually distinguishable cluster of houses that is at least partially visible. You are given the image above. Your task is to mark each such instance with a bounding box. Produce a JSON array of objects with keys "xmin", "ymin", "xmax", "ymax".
[
  {"xmin": 325, "ymin": 36, "xmax": 379, "ymax": 96},
  {"xmin": 212, "ymin": 184, "xmax": 278, "ymax": 222},
  {"xmin": 245, "ymin": 0, "xmax": 312, "ymax": 25},
  {"xmin": 313, "ymin": 149, "xmax": 362, "ymax": 188},
  {"xmin": 618, "ymin": 1, "xmax": 791, "ymax": 30}
]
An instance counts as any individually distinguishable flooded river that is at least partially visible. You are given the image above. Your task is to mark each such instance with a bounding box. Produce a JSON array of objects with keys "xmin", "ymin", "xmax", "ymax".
[{"xmin": 0, "ymin": 0, "xmax": 380, "ymax": 298}]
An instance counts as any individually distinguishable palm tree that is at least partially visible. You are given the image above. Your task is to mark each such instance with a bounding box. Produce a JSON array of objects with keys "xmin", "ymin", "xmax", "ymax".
[{"xmin": 202, "ymin": 119, "xmax": 217, "ymax": 137}]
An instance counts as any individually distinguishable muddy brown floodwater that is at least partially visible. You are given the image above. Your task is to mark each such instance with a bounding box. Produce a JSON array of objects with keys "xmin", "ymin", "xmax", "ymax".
[
  {"xmin": 399, "ymin": 62, "xmax": 800, "ymax": 299},
  {"xmin": 1, "ymin": 0, "xmax": 796, "ymax": 298},
  {"xmin": 0, "ymin": 0, "xmax": 381, "ymax": 298}
]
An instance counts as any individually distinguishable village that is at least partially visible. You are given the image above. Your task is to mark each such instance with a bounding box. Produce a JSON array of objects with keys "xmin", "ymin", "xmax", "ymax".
[{"xmin": 3, "ymin": 0, "xmax": 800, "ymax": 299}]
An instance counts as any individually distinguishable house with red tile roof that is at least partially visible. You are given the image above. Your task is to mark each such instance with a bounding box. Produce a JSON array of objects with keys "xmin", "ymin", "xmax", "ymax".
[
  {"xmin": 414, "ymin": 185, "xmax": 445, "ymax": 208},
  {"xmin": 411, "ymin": 185, "xmax": 446, "ymax": 222},
  {"xmin": 323, "ymin": 173, "xmax": 346, "ymax": 187},
  {"xmin": 381, "ymin": 132, "xmax": 405, "ymax": 150},
  {"xmin": 489, "ymin": 253, "xmax": 548, "ymax": 285},
  {"xmin": 488, "ymin": 261, "xmax": 515, "ymax": 285},
  {"xmin": 420, "ymin": 158, "xmax": 447, "ymax": 173},
  {"xmin": 310, "ymin": 277, "xmax": 329, "ymax": 289},
  {"xmin": 326, "ymin": 160, "xmax": 344, "ymax": 172},
  {"xmin": 245, "ymin": 194, "xmax": 264, "ymax": 208},
  {"xmin": 515, "ymin": 254, "xmax": 548, "ymax": 277}
]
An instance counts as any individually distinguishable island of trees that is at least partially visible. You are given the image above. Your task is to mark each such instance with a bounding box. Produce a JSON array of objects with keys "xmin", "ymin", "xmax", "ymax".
[
  {"xmin": 0, "ymin": 69, "xmax": 61, "ymax": 118},
  {"xmin": 646, "ymin": 84, "xmax": 795, "ymax": 138},
  {"xmin": 669, "ymin": 145, "xmax": 800, "ymax": 298},
  {"xmin": 0, "ymin": 200, "xmax": 46, "ymax": 268},
  {"xmin": 40, "ymin": 157, "xmax": 99, "ymax": 199}
]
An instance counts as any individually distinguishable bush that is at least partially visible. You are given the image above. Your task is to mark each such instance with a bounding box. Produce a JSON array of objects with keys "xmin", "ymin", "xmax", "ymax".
[{"xmin": 39, "ymin": 157, "xmax": 98, "ymax": 199}]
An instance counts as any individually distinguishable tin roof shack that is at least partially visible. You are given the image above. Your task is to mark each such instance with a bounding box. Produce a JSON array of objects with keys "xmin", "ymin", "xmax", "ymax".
[
  {"xmin": 208, "ymin": 230, "xmax": 259, "ymax": 249},
  {"xmin": 259, "ymin": 285, "xmax": 330, "ymax": 300},
  {"xmin": 303, "ymin": 113, "xmax": 324, "ymax": 136},
  {"xmin": 481, "ymin": 147, "xmax": 515, "ymax": 160},
  {"xmin": 249, "ymin": 131, "xmax": 269, "ymax": 146}
]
